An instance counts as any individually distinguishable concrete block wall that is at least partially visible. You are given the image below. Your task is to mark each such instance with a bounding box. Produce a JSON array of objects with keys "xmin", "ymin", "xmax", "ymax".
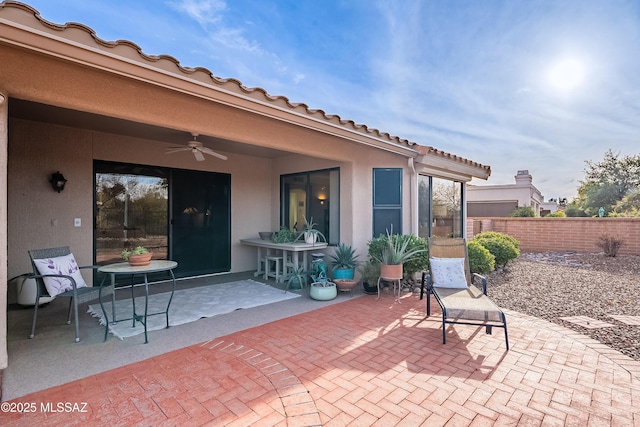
[{"xmin": 468, "ymin": 218, "xmax": 640, "ymax": 255}]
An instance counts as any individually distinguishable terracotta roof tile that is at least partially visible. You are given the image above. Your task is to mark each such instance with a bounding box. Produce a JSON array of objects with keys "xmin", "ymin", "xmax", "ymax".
[{"xmin": 3, "ymin": 1, "xmax": 490, "ymax": 174}]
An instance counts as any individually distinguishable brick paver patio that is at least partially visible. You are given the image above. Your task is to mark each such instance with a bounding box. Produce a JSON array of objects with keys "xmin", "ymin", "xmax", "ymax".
[{"xmin": 2, "ymin": 292, "xmax": 640, "ymax": 426}]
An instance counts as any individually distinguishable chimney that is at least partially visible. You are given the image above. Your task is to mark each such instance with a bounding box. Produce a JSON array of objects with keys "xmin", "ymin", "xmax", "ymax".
[{"xmin": 515, "ymin": 170, "xmax": 532, "ymax": 186}]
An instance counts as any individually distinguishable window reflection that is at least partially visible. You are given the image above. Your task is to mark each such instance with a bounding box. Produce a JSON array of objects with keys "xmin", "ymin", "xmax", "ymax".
[
  {"xmin": 281, "ymin": 169, "xmax": 339, "ymax": 244},
  {"xmin": 95, "ymin": 172, "xmax": 168, "ymax": 264},
  {"xmin": 432, "ymin": 178, "xmax": 462, "ymax": 238},
  {"xmin": 418, "ymin": 176, "xmax": 463, "ymax": 238}
]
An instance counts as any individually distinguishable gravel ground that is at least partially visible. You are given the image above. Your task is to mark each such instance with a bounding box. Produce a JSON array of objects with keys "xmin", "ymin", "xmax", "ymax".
[{"xmin": 486, "ymin": 252, "xmax": 640, "ymax": 361}]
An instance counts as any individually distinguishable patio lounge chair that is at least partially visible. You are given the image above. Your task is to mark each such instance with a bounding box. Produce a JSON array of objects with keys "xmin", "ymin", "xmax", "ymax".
[
  {"xmin": 420, "ymin": 238, "xmax": 509, "ymax": 350},
  {"xmin": 28, "ymin": 246, "xmax": 114, "ymax": 342}
]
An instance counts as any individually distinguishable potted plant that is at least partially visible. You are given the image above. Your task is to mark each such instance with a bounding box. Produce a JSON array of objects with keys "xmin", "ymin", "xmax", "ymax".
[
  {"xmin": 271, "ymin": 226, "xmax": 299, "ymax": 243},
  {"xmin": 297, "ymin": 216, "xmax": 326, "ymax": 244},
  {"xmin": 335, "ymin": 277, "xmax": 358, "ymax": 293},
  {"xmin": 286, "ymin": 265, "xmax": 307, "ymax": 291},
  {"xmin": 122, "ymin": 246, "xmax": 152, "ymax": 266},
  {"xmin": 370, "ymin": 229, "xmax": 425, "ymax": 280},
  {"xmin": 328, "ymin": 243, "xmax": 359, "ymax": 280},
  {"xmin": 309, "ymin": 270, "xmax": 337, "ymax": 300},
  {"xmin": 359, "ymin": 259, "xmax": 380, "ymax": 294}
]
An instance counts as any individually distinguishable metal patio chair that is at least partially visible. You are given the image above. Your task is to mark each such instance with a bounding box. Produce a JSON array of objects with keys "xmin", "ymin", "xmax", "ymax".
[
  {"xmin": 420, "ymin": 237, "xmax": 509, "ymax": 350},
  {"xmin": 28, "ymin": 246, "xmax": 114, "ymax": 342}
]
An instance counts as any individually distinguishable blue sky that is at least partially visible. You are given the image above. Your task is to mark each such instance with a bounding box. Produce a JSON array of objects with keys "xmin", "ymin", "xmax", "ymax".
[{"xmin": 22, "ymin": 0, "xmax": 640, "ymax": 200}]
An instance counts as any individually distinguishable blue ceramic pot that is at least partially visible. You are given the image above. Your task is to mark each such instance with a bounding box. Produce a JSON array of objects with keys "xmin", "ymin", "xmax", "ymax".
[{"xmin": 332, "ymin": 268, "xmax": 354, "ymax": 280}]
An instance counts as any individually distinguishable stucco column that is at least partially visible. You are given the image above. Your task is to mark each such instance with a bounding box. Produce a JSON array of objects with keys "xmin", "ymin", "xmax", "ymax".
[{"xmin": 0, "ymin": 92, "xmax": 8, "ymax": 370}]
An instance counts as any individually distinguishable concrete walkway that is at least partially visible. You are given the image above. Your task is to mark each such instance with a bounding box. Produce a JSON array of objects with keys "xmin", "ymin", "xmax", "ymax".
[{"xmin": 2, "ymin": 291, "xmax": 639, "ymax": 426}]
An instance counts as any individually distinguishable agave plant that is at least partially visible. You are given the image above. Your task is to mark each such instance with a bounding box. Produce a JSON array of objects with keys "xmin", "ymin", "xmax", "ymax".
[
  {"xmin": 328, "ymin": 243, "xmax": 359, "ymax": 271},
  {"xmin": 371, "ymin": 228, "xmax": 425, "ymax": 266},
  {"xmin": 286, "ymin": 265, "xmax": 307, "ymax": 291},
  {"xmin": 297, "ymin": 215, "xmax": 326, "ymax": 243}
]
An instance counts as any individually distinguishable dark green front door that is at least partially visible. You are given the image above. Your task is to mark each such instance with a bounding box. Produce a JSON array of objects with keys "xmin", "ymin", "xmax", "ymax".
[{"xmin": 170, "ymin": 169, "xmax": 231, "ymax": 278}]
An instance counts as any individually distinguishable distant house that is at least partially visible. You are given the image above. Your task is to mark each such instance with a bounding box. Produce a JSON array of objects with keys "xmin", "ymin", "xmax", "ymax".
[{"xmin": 467, "ymin": 170, "xmax": 544, "ymax": 217}]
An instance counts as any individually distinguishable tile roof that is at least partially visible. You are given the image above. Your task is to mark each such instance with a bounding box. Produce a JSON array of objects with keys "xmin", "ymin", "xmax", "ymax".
[{"xmin": 2, "ymin": 1, "xmax": 490, "ymax": 176}]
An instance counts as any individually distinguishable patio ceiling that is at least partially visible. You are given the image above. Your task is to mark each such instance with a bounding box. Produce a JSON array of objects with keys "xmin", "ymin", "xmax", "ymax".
[{"xmin": 9, "ymin": 98, "xmax": 292, "ymax": 160}]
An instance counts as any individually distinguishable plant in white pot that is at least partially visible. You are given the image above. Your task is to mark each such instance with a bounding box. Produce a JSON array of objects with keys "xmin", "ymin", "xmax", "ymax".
[
  {"xmin": 297, "ymin": 216, "xmax": 326, "ymax": 244},
  {"xmin": 309, "ymin": 270, "xmax": 337, "ymax": 300}
]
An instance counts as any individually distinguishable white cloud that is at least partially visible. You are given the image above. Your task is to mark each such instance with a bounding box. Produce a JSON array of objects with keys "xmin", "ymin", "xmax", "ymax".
[{"xmin": 167, "ymin": 0, "xmax": 226, "ymax": 26}]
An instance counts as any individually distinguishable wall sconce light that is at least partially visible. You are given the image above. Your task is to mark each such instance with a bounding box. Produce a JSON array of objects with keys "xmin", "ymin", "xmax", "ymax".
[
  {"xmin": 317, "ymin": 187, "xmax": 327, "ymax": 205},
  {"xmin": 50, "ymin": 171, "xmax": 67, "ymax": 193}
]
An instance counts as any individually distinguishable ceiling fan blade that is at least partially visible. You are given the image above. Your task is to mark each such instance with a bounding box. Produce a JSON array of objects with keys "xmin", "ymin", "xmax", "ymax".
[
  {"xmin": 199, "ymin": 147, "xmax": 228, "ymax": 161},
  {"xmin": 165, "ymin": 147, "xmax": 190, "ymax": 154},
  {"xmin": 193, "ymin": 149, "xmax": 205, "ymax": 161}
]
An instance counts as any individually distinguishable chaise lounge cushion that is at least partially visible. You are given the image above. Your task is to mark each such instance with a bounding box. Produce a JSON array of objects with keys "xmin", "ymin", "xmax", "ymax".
[
  {"xmin": 33, "ymin": 253, "xmax": 87, "ymax": 297},
  {"xmin": 430, "ymin": 257, "xmax": 467, "ymax": 288}
]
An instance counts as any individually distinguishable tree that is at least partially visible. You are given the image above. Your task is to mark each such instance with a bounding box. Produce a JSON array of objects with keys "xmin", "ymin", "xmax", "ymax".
[
  {"xmin": 574, "ymin": 149, "xmax": 640, "ymax": 216},
  {"xmin": 564, "ymin": 201, "xmax": 587, "ymax": 217},
  {"xmin": 610, "ymin": 189, "xmax": 640, "ymax": 217},
  {"xmin": 580, "ymin": 182, "xmax": 623, "ymax": 216},
  {"xmin": 582, "ymin": 150, "xmax": 640, "ymax": 198}
]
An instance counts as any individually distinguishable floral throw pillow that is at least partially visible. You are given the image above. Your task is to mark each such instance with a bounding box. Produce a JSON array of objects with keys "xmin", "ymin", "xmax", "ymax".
[
  {"xmin": 429, "ymin": 257, "xmax": 468, "ymax": 288},
  {"xmin": 33, "ymin": 253, "xmax": 87, "ymax": 297}
]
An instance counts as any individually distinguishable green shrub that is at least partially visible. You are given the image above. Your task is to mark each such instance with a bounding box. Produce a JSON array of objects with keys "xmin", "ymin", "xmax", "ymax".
[
  {"xmin": 473, "ymin": 232, "xmax": 520, "ymax": 268},
  {"xmin": 467, "ymin": 240, "xmax": 495, "ymax": 274},
  {"xmin": 400, "ymin": 234, "xmax": 429, "ymax": 276},
  {"xmin": 367, "ymin": 234, "xmax": 388, "ymax": 263},
  {"xmin": 509, "ymin": 206, "xmax": 536, "ymax": 217},
  {"xmin": 545, "ymin": 211, "xmax": 566, "ymax": 217},
  {"xmin": 367, "ymin": 233, "xmax": 428, "ymax": 277},
  {"xmin": 473, "ymin": 231, "xmax": 520, "ymax": 249}
]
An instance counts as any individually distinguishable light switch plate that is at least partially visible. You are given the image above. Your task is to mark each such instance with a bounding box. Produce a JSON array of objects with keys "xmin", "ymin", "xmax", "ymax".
[{"xmin": 74, "ymin": 218, "xmax": 81, "ymax": 227}]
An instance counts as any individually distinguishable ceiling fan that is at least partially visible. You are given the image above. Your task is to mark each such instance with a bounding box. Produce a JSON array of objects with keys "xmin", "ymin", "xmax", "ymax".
[{"xmin": 165, "ymin": 134, "xmax": 228, "ymax": 162}]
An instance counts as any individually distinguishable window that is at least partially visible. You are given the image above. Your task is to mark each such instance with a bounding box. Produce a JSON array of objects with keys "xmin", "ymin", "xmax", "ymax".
[
  {"xmin": 95, "ymin": 161, "xmax": 231, "ymax": 278},
  {"xmin": 373, "ymin": 168, "xmax": 402, "ymax": 237},
  {"xmin": 418, "ymin": 175, "xmax": 463, "ymax": 238},
  {"xmin": 95, "ymin": 163, "xmax": 169, "ymax": 265},
  {"xmin": 281, "ymin": 169, "xmax": 340, "ymax": 244}
]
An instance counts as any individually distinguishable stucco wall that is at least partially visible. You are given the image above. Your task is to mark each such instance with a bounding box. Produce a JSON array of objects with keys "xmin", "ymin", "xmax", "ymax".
[
  {"xmin": 0, "ymin": 92, "xmax": 8, "ymax": 370},
  {"xmin": 8, "ymin": 117, "xmax": 409, "ymax": 284},
  {"xmin": 468, "ymin": 217, "xmax": 640, "ymax": 255},
  {"xmin": 7, "ymin": 118, "xmax": 275, "ymax": 280}
]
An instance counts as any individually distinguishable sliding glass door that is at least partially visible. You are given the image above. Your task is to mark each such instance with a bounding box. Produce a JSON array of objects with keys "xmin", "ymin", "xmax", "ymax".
[
  {"xmin": 170, "ymin": 169, "xmax": 230, "ymax": 277},
  {"xmin": 95, "ymin": 161, "xmax": 231, "ymax": 278},
  {"xmin": 95, "ymin": 163, "xmax": 169, "ymax": 265}
]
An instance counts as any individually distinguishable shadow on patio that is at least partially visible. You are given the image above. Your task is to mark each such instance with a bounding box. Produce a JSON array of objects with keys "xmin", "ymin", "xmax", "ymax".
[{"xmin": 3, "ymin": 275, "xmax": 640, "ymax": 425}]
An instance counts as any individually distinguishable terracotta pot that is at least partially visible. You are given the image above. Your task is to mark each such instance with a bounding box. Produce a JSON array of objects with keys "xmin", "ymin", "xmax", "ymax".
[
  {"xmin": 335, "ymin": 279, "xmax": 358, "ymax": 292},
  {"xmin": 128, "ymin": 253, "xmax": 153, "ymax": 266},
  {"xmin": 380, "ymin": 264, "xmax": 403, "ymax": 280}
]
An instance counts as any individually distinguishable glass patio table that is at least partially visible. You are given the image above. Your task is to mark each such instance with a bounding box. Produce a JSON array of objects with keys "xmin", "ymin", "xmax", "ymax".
[{"xmin": 98, "ymin": 260, "xmax": 177, "ymax": 344}]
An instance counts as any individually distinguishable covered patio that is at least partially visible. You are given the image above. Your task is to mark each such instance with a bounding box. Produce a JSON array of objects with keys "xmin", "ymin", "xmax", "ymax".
[{"xmin": 0, "ymin": 1, "xmax": 492, "ymax": 382}]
